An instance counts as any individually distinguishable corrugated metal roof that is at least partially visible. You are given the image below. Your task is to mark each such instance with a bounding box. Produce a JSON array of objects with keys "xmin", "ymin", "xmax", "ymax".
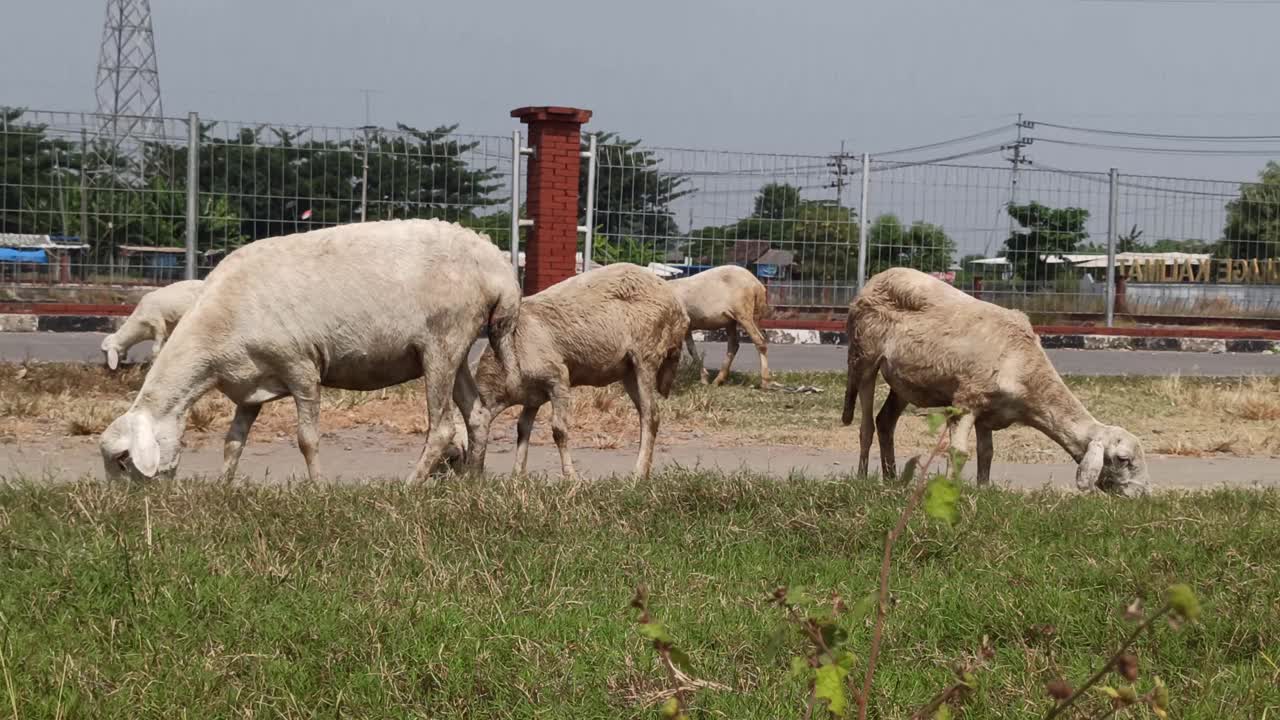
[{"xmin": 0, "ymin": 233, "xmax": 88, "ymax": 250}]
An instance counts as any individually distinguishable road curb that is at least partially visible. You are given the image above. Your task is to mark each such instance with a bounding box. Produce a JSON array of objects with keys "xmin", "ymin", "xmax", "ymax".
[
  {"xmin": 694, "ymin": 328, "xmax": 1280, "ymax": 354},
  {"xmin": 3, "ymin": 312, "xmax": 1278, "ymax": 354}
]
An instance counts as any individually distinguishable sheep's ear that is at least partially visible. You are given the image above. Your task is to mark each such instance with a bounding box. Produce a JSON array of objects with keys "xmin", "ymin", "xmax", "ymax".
[
  {"xmin": 1076, "ymin": 440, "xmax": 1104, "ymax": 491},
  {"xmin": 129, "ymin": 414, "xmax": 161, "ymax": 478},
  {"xmin": 107, "ymin": 347, "xmax": 120, "ymax": 370}
]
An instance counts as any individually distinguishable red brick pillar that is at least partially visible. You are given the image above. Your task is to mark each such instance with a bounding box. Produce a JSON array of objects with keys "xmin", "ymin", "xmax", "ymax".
[{"xmin": 511, "ymin": 106, "xmax": 592, "ymax": 295}]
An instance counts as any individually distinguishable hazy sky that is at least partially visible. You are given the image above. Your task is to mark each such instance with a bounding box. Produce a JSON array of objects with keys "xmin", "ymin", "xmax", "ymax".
[
  {"xmin": 7, "ymin": 0, "xmax": 1280, "ymax": 253},
  {"xmin": 7, "ymin": 0, "xmax": 1279, "ymax": 172}
]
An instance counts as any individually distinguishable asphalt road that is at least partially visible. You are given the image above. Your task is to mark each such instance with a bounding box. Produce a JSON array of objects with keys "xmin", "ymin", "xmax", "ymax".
[{"xmin": 0, "ymin": 331, "xmax": 1275, "ymax": 376}]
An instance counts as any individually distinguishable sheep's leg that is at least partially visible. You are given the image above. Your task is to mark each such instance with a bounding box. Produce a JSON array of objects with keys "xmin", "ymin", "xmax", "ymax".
[
  {"xmin": 220, "ymin": 403, "xmax": 261, "ymax": 481},
  {"xmin": 514, "ymin": 405, "xmax": 540, "ymax": 476},
  {"xmin": 946, "ymin": 412, "xmax": 976, "ymax": 478},
  {"xmin": 739, "ymin": 318, "xmax": 771, "ymax": 388},
  {"xmin": 623, "ymin": 369, "xmax": 660, "ymax": 479},
  {"xmin": 549, "ymin": 383, "xmax": 578, "ymax": 481},
  {"xmin": 146, "ymin": 319, "xmax": 167, "ymax": 359},
  {"xmin": 712, "ymin": 322, "xmax": 739, "ymax": 386},
  {"xmin": 856, "ymin": 374, "xmax": 876, "ymax": 478},
  {"xmin": 975, "ymin": 423, "xmax": 994, "ymax": 486},
  {"xmin": 293, "ymin": 389, "xmax": 322, "ymax": 482},
  {"xmin": 408, "ymin": 358, "xmax": 461, "ymax": 483},
  {"xmin": 452, "ymin": 366, "xmax": 486, "ymax": 472},
  {"xmin": 875, "ymin": 388, "xmax": 909, "ymax": 480},
  {"xmin": 684, "ymin": 331, "xmax": 709, "ymax": 385}
]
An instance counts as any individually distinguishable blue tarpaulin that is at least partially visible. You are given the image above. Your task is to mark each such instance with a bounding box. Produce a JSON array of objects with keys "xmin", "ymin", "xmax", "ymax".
[{"xmin": 0, "ymin": 248, "xmax": 47, "ymax": 264}]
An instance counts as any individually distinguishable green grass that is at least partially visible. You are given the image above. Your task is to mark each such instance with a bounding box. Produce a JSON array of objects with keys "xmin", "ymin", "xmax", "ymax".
[{"xmin": 1, "ymin": 472, "xmax": 1278, "ymax": 718}]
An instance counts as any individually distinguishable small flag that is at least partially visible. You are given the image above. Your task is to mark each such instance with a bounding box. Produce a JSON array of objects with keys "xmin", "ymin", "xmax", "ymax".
[{"xmin": 300, "ymin": 209, "xmax": 313, "ymax": 220}]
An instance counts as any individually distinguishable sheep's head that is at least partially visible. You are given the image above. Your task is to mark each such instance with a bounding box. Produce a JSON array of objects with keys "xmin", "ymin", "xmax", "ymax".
[
  {"xmin": 99, "ymin": 410, "xmax": 182, "ymax": 482},
  {"xmin": 1076, "ymin": 425, "xmax": 1150, "ymax": 497},
  {"xmin": 100, "ymin": 335, "xmax": 123, "ymax": 370}
]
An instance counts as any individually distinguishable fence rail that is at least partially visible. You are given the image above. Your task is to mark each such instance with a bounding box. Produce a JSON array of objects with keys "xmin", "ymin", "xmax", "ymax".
[{"xmin": 3, "ymin": 105, "xmax": 1279, "ymax": 323}]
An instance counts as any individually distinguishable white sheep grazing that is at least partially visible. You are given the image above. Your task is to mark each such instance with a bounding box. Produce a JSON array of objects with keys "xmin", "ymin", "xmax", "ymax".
[
  {"xmin": 100, "ymin": 280, "xmax": 205, "ymax": 370},
  {"xmin": 668, "ymin": 265, "xmax": 772, "ymax": 387},
  {"xmin": 841, "ymin": 267, "xmax": 1151, "ymax": 497},
  {"xmin": 465, "ymin": 263, "xmax": 689, "ymax": 480},
  {"xmin": 99, "ymin": 219, "xmax": 522, "ymax": 484}
]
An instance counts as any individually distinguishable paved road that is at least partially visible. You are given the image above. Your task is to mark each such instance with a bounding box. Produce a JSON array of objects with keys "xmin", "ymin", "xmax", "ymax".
[{"xmin": 0, "ymin": 331, "xmax": 1275, "ymax": 376}]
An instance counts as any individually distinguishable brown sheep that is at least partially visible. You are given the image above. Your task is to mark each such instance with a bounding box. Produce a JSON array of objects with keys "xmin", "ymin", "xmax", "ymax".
[
  {"xmin": 465, "ymin": 263, "xmax": 690, "ymax": 480},
  {"xmin": 668, "ymin": 265, "xmax": 772, "ymax": 387},
  {"xmin": 841, "ymin": 267, "xmax": 1150, "ymax": 496}
]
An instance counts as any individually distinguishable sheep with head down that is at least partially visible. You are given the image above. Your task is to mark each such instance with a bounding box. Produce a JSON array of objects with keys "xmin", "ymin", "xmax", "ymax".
[
  {"xmin": 668, "ymin": 265, "xmax": 772, "ymax": 388},
  {"xmin": 100, "ymin": 279, "xmax": 204, "ymax": 370},
  {"xmin": 842, "ymin": 267, "xmax": 1150, "ymax": 497},
  {"xmin": 99, "ymin": 219, "xmax": 521, "ymax": 484}
]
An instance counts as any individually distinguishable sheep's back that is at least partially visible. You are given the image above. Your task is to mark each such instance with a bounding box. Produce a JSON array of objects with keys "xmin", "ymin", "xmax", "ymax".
[
  {"xmin": 168, "ymin": 220, "xmax": 515, "ymax": 390},
  {"xmin": 525, "ymin": 264, "xmax": 689, "ymax": 379},
  {"xmin": 851, "ymin": 268, "xmax": 1043, "ymax": 405}
]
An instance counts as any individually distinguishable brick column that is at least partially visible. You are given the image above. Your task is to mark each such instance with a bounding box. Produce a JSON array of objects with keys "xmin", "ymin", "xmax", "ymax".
[{"xmin": 511, "ymin": 106, "xmax": 592, "ymax": 295}]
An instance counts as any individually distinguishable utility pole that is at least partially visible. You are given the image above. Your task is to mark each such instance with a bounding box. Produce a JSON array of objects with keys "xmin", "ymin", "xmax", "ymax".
[
  {"xmin": 993, "ymin": 114, "xmax": 1033, "ymax": 258},
  {"xmin": 1004, "ymin": 114, "xmax": 1034, "ymax": 208},
  {"xmin": 826, "ymin": 140, "xmax": 853, "ymax": 206}
]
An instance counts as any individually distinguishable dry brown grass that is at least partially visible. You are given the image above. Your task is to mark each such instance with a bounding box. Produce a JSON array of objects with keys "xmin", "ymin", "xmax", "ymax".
[{"xmin": 1, "ymin": 362, "xmax": 1277, "ymax": 463}]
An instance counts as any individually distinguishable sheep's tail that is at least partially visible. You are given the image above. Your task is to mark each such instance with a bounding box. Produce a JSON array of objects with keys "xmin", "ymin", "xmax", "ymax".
[
  {"xmin": 486, "ymin": 285, "xmax": 523, "ymax": 393},
  {"xmin": 840, "ymin": 314, "xmax": 858, "ymax": 426},
  {"xmin": 754, "ymin": 282, "xmax": 773, "ymax": 321}
]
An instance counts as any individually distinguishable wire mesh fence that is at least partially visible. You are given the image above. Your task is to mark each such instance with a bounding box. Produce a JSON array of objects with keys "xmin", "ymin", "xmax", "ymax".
[
  {"xmin": 590, "ymin": 143, "xmax": 863, "ymax": 310},
  {"xmin": 3, "ymin": 104, "xmax": 1279, "ymax": 323},
  {"xmin": 588, "ymin": 140, "xmax": 1280, "ymax": 321},
  {"xmin": 1, "ymin": 107, "xmax": 514, "ymax": 286}
]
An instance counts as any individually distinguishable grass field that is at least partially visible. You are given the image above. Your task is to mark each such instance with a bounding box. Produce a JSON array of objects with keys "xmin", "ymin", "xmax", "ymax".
[
  {"xmin": 1, "ymin": 472, "xmax": 1277, "ymax": 718},
  {"xmin": 2, "ymin": 361, "xmax": 1278, "ymax": 462}
]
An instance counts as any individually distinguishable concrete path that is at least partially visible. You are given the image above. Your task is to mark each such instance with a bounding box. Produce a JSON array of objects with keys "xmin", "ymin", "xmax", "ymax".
[
  {"xmin": 2, "ymin": 331, "xmax": 1277, "ymax": 377},
  {"xmin": 4, "ymin": 429, "xmax": 1275, "ymax": 493}
]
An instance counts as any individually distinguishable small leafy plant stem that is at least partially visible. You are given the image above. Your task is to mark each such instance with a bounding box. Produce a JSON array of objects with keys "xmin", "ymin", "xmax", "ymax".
[{"xmin": 857, "ymin": 413, "xmax": 957, "ymax": 720}]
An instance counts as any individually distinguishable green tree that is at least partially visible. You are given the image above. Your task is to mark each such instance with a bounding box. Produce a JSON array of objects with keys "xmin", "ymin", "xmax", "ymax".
[
  {"xmin": 865, "ymin": 214, "xmax": 956, "ymax": 276},
  {"xmin": 1003, "ymin": 201, "xmax": 1090, "ymax": 282},
  {"xmin": 145, "ymin": 122, "xmax": 503, "ymax": 244},
  {"xmin": 593, "ymin": 235, "xmax": 666, "ymax": 266},
  {"xmin": 689, "ymin": 183, "xmax": 859, "ymax": 282},
  {"xmin": 582, "ymin": 133, "xmax": 692, "ymax": 245},
  {"xmin": 0, "ymin": 108, "xmax": 80, "ymax": 235},
  {"xmin": 1221, "ymin": 161, "xmax": 1280, "ymax": 259},
  {"xmin": 753, "ymin": 182, "xmax": 802, "ymax": 220}
]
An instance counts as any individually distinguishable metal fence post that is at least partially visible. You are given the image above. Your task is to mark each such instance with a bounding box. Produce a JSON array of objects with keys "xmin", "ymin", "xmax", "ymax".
[
  {"xmin": 856, "ymin": 152, "xmax": 871, "ymax": 290},
  {"xmin": 359, "ymin": 125, "xmax": 372, "ymax": 223},
  {"xmin": 185, "ymin": 111, "xmax": 199, "ymax": 281},
  {"xmin": 510, "ymin": 131, "xmax": 522, "ymax": 276},
  {"xmin": 578, "ymin": 133, "xmax": 598, "ymax": 273},
  {"xmin": 1104, "ymin": 167, "xmax": 1118, "ymax": 327}
]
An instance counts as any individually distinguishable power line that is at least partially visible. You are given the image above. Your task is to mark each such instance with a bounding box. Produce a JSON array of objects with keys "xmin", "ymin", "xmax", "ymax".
[
  {"xmin": 1030, "ymin": 160, "xmax": 1241, "ymax": 197},
  {"xmin": 871, "ymin": 124, "xmax": 1016, "ymax": 157},
  {"xmin": 1031, "ymin": 137, "xmax": 1280, "ymax": 156},
  {"xmin": 1029, "ymin": 120, "xmax": 1280, "ymax": 142},
  {"xmin": 875, "ymin": 143, "xmax": 1010, "ymax": 169}
]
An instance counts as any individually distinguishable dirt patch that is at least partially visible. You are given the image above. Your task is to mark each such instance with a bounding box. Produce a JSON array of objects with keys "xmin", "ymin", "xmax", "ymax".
[{"xmin": 1, "ymin": 362, "xmax": 1278, "ymax": 465}]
